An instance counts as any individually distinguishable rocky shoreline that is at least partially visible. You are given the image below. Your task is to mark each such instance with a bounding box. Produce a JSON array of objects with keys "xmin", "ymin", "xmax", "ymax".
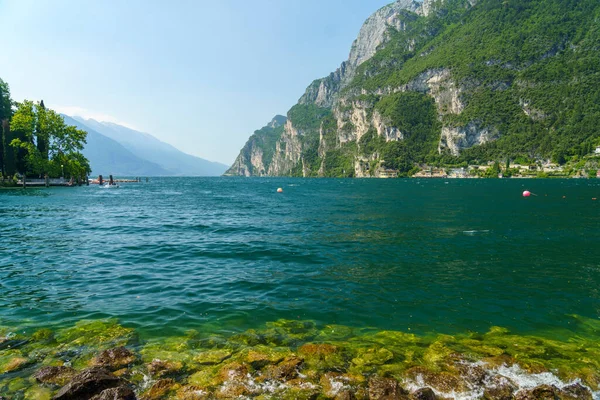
[{"xmin": 1, "ymin": 318, "xmax": 599, "ymax": 399}]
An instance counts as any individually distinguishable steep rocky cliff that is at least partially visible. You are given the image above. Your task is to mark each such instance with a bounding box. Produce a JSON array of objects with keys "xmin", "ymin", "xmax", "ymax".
[{"xmin": 228, "ymin": 0, "xmax": 600, "ymax": 177}]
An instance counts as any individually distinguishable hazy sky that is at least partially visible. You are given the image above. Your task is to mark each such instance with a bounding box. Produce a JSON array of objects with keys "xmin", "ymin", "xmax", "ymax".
[{"xmin": 0, "ymin": 0, "xmax": 393, "ymax": 165}]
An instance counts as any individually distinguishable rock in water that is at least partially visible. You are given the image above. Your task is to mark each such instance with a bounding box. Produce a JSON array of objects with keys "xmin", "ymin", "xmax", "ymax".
[
  {"xmin": 34, "ymin": 365, "xmax": 76, "ymax": 386},
  {"xmin": 92, "ymin": 347, "xmax": 136, "ymax": 369},
  {"xmin": 89, "ymin": 386, "xmax": 137, "ymax": 400},
  {"xmin": 368, "ymin": 376, "xmax": 407, "ymax": 399},
  {"xmin": 53, "ymin": 367, "xmax": 122, "ymax": 400},
  {"xmin": 411, "ymin": 388, "xmax": 437, "ymax": 400}
]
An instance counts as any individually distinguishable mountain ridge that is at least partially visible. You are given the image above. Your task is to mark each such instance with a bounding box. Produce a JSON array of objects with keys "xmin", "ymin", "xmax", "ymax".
[
  {"xmin": 69, "ymin": 116, "xmax": 228, "ymax": 176},
  {"xmin": 228, "ymin": 0, "xmax": 600, "ymax": 178}
]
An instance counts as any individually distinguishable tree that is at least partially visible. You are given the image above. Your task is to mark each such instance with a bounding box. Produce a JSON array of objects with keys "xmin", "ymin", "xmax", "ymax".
[
  {"xmin": 0, "ymin": 78, "xmax": 13, "ymax": 177},
  {"xmin": 10, "ymin": 100, "xmax": 89, "ymax": 179}
]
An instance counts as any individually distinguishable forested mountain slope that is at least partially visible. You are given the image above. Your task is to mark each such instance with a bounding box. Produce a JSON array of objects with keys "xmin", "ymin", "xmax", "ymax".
[{"xmin": 228, "ymin": 0, "xmax": 600, "ymax": 177}]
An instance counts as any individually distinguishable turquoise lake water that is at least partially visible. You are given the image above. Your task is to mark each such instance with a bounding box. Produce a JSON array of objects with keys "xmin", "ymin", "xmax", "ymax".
[{"xmin": 1, "ymin": 178, "xmax": 599, "ymax": 339}]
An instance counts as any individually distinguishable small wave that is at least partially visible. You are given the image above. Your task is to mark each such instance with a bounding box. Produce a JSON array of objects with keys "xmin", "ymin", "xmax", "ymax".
[
  {"xmin": 462, "ymin": 230, "xmax": 490, "ymax": 235},
  {"xmin": 404, "ymin": 362, "xmax": 599, "ymax": 400}
]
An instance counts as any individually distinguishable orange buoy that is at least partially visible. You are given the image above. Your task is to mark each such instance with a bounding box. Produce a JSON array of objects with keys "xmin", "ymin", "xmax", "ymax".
[{"xmin": 277, "ymin": 188, "xmax": 283, "ymax": 193}]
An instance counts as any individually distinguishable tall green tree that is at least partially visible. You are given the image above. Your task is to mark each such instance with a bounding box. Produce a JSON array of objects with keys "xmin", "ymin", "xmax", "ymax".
[
  {"xmin": 0, "ymin": 78, "xmax": 13, "ymax": 177},
  {"xmin": 10, "ymin": 100, "xmax": 89, "ymax": 179}
]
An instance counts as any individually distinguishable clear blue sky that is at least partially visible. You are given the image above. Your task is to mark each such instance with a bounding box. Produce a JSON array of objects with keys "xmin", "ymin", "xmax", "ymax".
[{"xmin": 0, "ymin": 0, "xmax": 393, "ymax": 165}]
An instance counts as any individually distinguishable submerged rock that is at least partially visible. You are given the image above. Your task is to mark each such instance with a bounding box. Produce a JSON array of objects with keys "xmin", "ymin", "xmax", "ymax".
[
  {"xmin": 0, "ymin": 352, "xmax": 30, "ymax": 374},
  {"xmin": 352, "ymin": 348, "xmax": 394, "ymax": 368},
  {"xmin": 92, "ymin": 347, "xmax": 136, "ymax": 370},
  {"xmin": 146, "ymin": 359, "xmax": 184, "ymax": 377},
  {"xmin": 244, "ymin": 348, "xmax": 286, "ymax": 369},
  {"xmin": 193, "ymin": 350, "xmax": 232, "ymax": 365},
  {"xmin": 34, "ymin": 365, "xmax": 76, "ymax": 386},
  {"xmin": 53, "ymin": 367, "xmax": 123, "ymax": 400},
  {"xmin": 55, "ymin": 320, "xmax": 133, "ymax": 348},
  {"xmin": 263, "ymin": 356, "xmax": 303, "ymax": 380},
  {"xmin": 141, "ymin": 378, "xmax": 179, "ymax": 400}
]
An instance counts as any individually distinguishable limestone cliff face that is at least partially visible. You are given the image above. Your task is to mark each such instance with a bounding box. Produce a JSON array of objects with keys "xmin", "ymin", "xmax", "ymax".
[
  {"xmin": 298, "ymin": 0, "xmax": 421, "ymax": 108},
  {"xmin": 267, "ymin": 120, "xmax": 303, "ymax": 176},
  {"xmin": 439, "ymin": 123, "xmax": 497, "ymax": 156},
  {"xmin": 224, "ymin": 115, "xmax": 286, "ymax": 177}
]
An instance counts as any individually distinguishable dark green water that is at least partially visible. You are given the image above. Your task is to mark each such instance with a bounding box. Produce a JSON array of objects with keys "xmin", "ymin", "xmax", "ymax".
[{"xmin": 1, "ymin": 178, "xmax": 599, "ymax": 339}]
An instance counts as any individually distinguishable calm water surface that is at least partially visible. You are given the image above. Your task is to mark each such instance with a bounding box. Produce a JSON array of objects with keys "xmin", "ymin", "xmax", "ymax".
[{"xmin": 0, "ymin": 178, "xmax": 599, "ymax": 338}]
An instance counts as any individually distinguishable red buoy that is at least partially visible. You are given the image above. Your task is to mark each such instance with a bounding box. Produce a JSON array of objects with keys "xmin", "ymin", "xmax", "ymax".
[{"xmin": 523, "ymin": 190, "xmax": 531, "ymax": 197}]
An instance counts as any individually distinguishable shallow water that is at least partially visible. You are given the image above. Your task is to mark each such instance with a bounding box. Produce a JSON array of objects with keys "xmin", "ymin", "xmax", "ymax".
[{"xmin": 1, "ymin": 177, "xmax": 599, "ymax": 338}]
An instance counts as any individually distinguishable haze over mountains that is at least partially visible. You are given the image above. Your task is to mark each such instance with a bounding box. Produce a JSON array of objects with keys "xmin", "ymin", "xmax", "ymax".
[{"xmin": 62, "ymin": 115, "xmax": 228, "ymax": 176}]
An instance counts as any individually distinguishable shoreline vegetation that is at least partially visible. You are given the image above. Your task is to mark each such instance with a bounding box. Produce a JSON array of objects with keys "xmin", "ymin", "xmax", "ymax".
[
  {"xmin": 1, "ymin": 316, "xmax": 598, "ymax": 399},
  {"xmin": 0, "ymin": 78, "xmax": 91, "ymax": 188}
]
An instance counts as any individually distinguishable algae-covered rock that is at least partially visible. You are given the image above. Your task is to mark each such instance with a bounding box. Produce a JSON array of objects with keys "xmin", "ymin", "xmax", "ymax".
[
  {"xmin": 244, "ymin": 346, "xmax": 288, "ymax": 369},
  {"xmin": 422, "ymin": 339, "xmax": 456, "ymax": 368},
  {"xmin": 53, "ymin": 367, "xmax": 123, "ymax": 400},
  {"xmin": 176, "ymin": 385, "xmax": 210, "ymax": 400},
  {"xmin": 91, "ymin": 347, "xmax": 136, "ymax": 370},
  {"xmin": 24, "ymin": 386, "xmax": 53, "ymax": 400},
  {"xmin": 141, "ymin": 378, "xmax": 180, "ymax": 400},
  {"xmin": 147, "ymin": 359, "xmax": 185, "ymax": 377},
  {"xmin": 193, "ymin": 350, "xmax": 232, "ymax": 366},
  {"xmin": 368, "ymin": 375, "xmax": 407, "ymax": 400},
  {"xmin": 187, "ymin": 367, "xmax": 220, "ymax": 389},
  {"xmin": 559, "ymin": 383, "xmax": 593, "ymax": 400},
  {"xmin": 320, "ymin": 372, "xmax": 364, "ymax": 398},
  {"xmin": 260, "ymin": 320, "xmax": 319, "ymax": 346},
  {"xmin": 266, "ymin": 320, "xmax": 316, "ymax": 335},
  {"xmin": 55, "ymin": 320, "xmax": 133, "ymax": 348},
  {"xmin": 262, "ymin": 356, "xmax": 303, "ymax": 380},
  {"xmin": 214, "ymin": 381, "xmax": 251, "ymax": 399},
  {"xmin": 89, "ymin": 386, "xmax": 136, "ymax": 400},
  {"xmin": 315, "ymin": 325, "xmax": 354, "ymax": 342},
  {"xmin": 351, "ymin": 347, "xmax": 394, "ymax": 368},
  {"xmin": 31, "ymin": 328, "xmax": 55, "ymax": 343},
  {"xmin": 514, "ymin": 384, "xmax": 561, "ymax": 400},
  {"xmin": 228, "ymin": 329, "xmax": 265, "ymax": 347},
  {"xmin": 482, "ymin": 375, "xmax": 517, "ymax": 400},
  {"xmin": 299, "ymin": 343, "xmax": 345, "ymax": 372},
  {"xmin": 0, "ymin": 350, "xmax": 30, "ymax": 373},
  {"xmin": 405, "ymin": 366, "xmax": 468, "ymax": 393},
  {"xmin": 217, "ymin": 362, "xmax": 249, "ymax": 383},
  {"xmin": 410, "ymin": 388, "xmax": 437, "ymax": 400},
  {"xmin": 33, "ymin": 365, "xmax": 76, "ymax": 385}
]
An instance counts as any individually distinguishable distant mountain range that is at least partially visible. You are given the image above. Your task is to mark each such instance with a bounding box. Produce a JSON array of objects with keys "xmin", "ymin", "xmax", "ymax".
[{"xmin": 61, "ymin": 115, "xmax": 228, "ymax": 176}]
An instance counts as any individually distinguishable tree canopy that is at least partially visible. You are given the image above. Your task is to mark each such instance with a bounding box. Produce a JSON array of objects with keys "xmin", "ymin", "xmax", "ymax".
[{"xmin": 0, "ymin": 78, "xmax": 91, "ymax": 181}]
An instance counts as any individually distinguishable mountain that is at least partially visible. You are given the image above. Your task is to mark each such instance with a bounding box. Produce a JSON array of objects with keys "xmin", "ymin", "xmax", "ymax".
[
  {"xmin": 228, "ymin": 0, "xmax": 600, "ymax": 177},
  {"xmin": 72, "ymin": 117, "xmax": 228, "ymax": 176},
  {"xmin": 62, "ymin": 115, "xmax": 171, "ymax": 176},
  {"xmin": 225, "ymin": 115, "xmax": 287, "ymax": 176}
]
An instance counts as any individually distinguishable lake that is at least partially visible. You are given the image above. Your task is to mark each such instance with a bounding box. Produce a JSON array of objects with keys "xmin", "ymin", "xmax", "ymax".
[{"xmin": 1, "ymin": 178, "xmax": 599, "ymax": 398}]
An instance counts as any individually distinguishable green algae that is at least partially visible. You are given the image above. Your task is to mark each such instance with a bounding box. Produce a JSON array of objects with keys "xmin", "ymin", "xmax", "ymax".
[
  {"xmin": 1, "ymin": 315, "xmax": 600, "ymax": 398},
  {"xmin": 54, "ymin": 319, "xmax": 134, "ymax": 348}
]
